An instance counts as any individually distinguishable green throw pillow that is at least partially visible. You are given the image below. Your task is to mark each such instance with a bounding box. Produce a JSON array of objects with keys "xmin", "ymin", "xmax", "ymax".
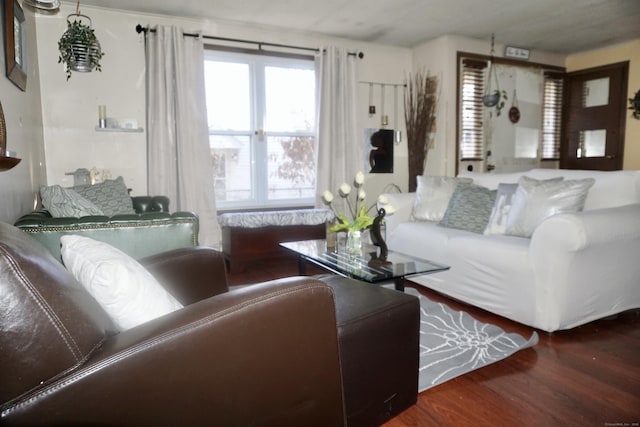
[
  {"xmin": 439, "ymin": 184, "xmax": 497, "ymax": 234},
  {"xmin": 73, "ymin": 176, "xmax": 135, "ymax": 217}
]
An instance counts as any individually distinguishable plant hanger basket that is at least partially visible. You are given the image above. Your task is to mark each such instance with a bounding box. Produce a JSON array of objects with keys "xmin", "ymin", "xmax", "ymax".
[
  {"xmin": 482, "ymin": 34, "xmax": 507, "ymax": 116},
  {"xmin": 482, "ymin": 60, "xmax": 501, "ymax": 107},
  {"xmin": 58, "ymin": 1, "xmax": 104, "ymax": 80}
]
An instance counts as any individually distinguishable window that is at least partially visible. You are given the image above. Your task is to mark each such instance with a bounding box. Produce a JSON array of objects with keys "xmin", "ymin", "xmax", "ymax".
[
  {"xmin": 204, "ymin": 50, "xmax": 317, "ymax": 209},
  {"xmin": 459, "ymin": 59, "xmax": 487, "ymax": 160},
  {"xmin": 541, "ymin": 72, "xmax": 564, "ymax": 160},
  {"xmin": 458, "ymin": 56, "xmax": 565, "ymax": 163}
]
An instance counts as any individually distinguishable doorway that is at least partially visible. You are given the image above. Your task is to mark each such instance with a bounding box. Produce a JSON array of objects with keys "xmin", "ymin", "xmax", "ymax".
[{"xmin": 561, "ymin": 61, "xmax": 628, "ymax": 170}]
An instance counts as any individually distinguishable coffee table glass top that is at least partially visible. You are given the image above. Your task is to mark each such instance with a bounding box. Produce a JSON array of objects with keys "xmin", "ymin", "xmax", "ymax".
[{"xmin": 280, "ymin": 239, "xmax": 449, "ymax": 284}]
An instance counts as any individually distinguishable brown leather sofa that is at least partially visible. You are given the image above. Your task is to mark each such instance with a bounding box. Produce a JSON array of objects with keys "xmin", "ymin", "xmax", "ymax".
[{"xmin": 0, "ymin": 221, "xmax": 419, "ymax": 426}]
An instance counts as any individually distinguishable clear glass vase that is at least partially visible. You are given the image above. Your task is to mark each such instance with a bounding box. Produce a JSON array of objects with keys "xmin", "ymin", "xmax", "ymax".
[{"xmin": 346, "ymin": 229, "xmax": 362, "ymax": 255}]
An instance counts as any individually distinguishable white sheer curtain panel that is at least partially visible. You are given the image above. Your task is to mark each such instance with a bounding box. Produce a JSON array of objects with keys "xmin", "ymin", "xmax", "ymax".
[
  {"xmin": 315, "ymin": 46, "xmax": 361, "ymax": 205},
  {"xmin": 146, "ymin": 26, "xmax": 220, "ymax": 247}
]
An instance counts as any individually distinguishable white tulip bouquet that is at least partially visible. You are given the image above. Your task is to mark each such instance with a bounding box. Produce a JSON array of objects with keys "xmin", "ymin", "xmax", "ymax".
[{"xmin": 321, "ymin": 171, "xmax": 394, "ymax": 233}]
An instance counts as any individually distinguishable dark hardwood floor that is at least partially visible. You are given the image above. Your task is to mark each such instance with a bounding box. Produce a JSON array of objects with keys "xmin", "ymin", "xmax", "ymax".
[{"xmin": 227, "ymin": 255, "xmax": 640, "ymax": 427}]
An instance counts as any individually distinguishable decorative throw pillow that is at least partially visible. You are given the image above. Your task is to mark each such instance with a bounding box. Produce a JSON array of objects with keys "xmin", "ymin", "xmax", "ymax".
[
  {"xmin": 40, "ymin": 185, "xmax": 104, "ymax": 217},
  {"xmin": 60, "ymin": 235, "xmax": 183, "ymax": 331},
  {"xmin": 439, "ymin": 184, "xmax": 497, "ymax": 234},
  {"xmin": 483, "ymin": 176, "xmax": 564, "ymax": 236},
  {"xmin": 483, "ymin": 183, "xmax": 518, "ymax": 235},
  {"xmin": 505, "ymin": 176, "xmax": 596, "ymax": 238},
  {"xmin": 73, "ymin": 176, "xmax": 135, "ymax": 217},
  {"xmin": 411, "ymin": 176, "xmax": 473, "ymax": 222}
]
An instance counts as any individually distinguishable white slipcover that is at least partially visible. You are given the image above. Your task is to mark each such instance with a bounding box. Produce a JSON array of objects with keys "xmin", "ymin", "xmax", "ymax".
[{"xmin": 383, "ymin": 169, "xmax": 640, "ymax": 332}]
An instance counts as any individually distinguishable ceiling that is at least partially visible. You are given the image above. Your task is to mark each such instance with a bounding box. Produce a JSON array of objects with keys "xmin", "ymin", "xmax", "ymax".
[{"xmin": 72, "ymin": 0, "xmax": 640, "ymax": 54}]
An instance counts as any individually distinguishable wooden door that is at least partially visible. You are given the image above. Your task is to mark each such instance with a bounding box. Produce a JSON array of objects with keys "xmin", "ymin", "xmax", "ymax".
[{"xmin": 561, "ymin": 61, "xmax": 628, "ymax": 170}]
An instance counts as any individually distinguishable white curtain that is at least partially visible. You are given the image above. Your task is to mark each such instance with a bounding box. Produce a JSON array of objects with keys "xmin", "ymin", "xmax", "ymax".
[
  {"xmin": 315, "ymin": 46, "xmax": 360, "ymax": 205},
  {"xmin": 145, "ymin": 26, "xmax": 220, "ymax": 247}
]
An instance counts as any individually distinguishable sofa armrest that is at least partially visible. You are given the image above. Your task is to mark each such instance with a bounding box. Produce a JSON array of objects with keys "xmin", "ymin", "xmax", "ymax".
[
  {"xmin": 140, "ymin": 246, "xmax": 229, "ymax": 305},
  {"xmin": 529, "ymin": 203, "xmax": 640, "ymax": 331},
  {"xmin": 531, "ymin": 203, "xmax": 640, "ymax": 251},
  {"xmin": 378, "ymin": 192, "xmax": 415, "ymax": 235},
  {"xmin": 3, "ymin": 278, "xmax": 346, "ymax": 426}
]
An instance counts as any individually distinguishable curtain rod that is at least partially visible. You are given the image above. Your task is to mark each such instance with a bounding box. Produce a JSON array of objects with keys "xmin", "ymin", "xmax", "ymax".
[
  {"xmin": 135, "ymin": 25, "xmax": 364, "ymax": 58},
  {"xmin": 360, "ymin": 81, "xmax": 406, "ymax": 88}
]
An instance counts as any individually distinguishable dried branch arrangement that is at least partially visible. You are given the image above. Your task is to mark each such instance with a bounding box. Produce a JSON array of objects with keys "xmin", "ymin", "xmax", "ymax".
[{"xmin": 404, "ymin": 70, "xmax": 438, "ymax": 192}]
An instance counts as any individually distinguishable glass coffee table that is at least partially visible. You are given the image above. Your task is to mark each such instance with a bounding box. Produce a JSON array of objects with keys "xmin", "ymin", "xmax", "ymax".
[{"xmin": 280, "ymin": 239, "xmax": 449, "ymax": 292}]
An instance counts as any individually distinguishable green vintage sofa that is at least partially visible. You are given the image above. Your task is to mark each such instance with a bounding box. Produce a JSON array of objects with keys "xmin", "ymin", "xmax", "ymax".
[{"xmin": 14, "ymin": 196, "xmax": 199, "ymax": 262}]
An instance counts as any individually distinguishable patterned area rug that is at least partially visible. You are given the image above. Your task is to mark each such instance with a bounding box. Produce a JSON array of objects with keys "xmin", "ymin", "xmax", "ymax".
[{"xmin": 404, "ymin": 287, "xmax": 539, "ymax": 392}]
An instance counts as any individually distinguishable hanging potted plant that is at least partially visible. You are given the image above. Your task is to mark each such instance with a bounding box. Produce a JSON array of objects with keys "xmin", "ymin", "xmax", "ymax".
[
  {"xmin": 482, "ymin": 65, "xmax": 508, "ymax": 117},
  {"xmin": 58, "ymin": 13, "xmax": 104, "ymax": 80},
  {"xmin": 482, "ymin": 35, "xmax": 508, "ymax": 116}
]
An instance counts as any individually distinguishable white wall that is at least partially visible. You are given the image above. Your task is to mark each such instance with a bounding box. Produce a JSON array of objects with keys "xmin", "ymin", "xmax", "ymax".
[
  {"xmin": 34, "ymin": 4, "xmax": 413, "ymax": 208},
  {"xmin": 0, "ymin": 5, "xmax": 46, "ymax": 223},
  {"xmin": 412, "ymin": 35, "xmax": 565, "ymax": 177}
]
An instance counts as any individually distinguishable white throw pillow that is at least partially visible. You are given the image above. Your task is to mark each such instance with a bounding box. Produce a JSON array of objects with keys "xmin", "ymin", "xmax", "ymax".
[
  {"xmin": 505, "ymin": 176, "xmax": 595, "ymax": 238},
  {"xmin": 411, "ymin": 176, "xmax": 473, "ymax": 222},
  {"xmin": 483, "ymin": 183, "xmax": 518, "ymax": 235},
  {"xmin": 484, "ymin": 177, "xmax": 564, "ymax": 236},
  {"xmin": 60, "ymin": 235, "xmax": 183, "ymax": 331}
]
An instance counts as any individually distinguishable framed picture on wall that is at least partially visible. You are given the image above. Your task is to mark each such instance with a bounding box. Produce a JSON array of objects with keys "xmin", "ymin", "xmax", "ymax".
[{"xmin": 4, "ymin": 0, "xmax": 27, "ymax": 91}]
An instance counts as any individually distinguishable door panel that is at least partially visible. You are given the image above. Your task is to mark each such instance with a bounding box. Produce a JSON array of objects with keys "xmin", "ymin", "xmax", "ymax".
[{"xmin": 561, "ymin": 62, "xmax": 628, "ymax": 170}]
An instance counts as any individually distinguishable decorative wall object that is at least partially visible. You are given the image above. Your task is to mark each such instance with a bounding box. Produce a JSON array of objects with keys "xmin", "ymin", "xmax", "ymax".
[
  {"xmin": 4, "ymin": 0, "xmax": 27, "ymax": 91},
  {"xmin": 404, "ymin": 70, "xmax": 437, "ymax": 192},
  {"xmin": 58, "ymin": 1, "xmax": 104, "ymax": 80},
  {"xmin": 630, "ymin": 89, "xmax": 640, "ymax": 119},
  {"xmin": 0, "ymin": 100, "xmax": 22, "ymax": 171},
  {"xmin": 509, "ymin": 89, "xmax": 520, "ymax": 123},
  {"xmin": 366, "ymin": 128, "xmax": 394, "ymax": 174}
]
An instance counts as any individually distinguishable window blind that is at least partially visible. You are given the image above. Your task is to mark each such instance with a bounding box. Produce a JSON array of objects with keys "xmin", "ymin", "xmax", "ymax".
[
  {"xmin": 460, "ymin": 59, "xmax": 487, "ymax": 160},
  {"xmin": 541, "ymin": 72, "xmax": 564, "ymax": 159}
]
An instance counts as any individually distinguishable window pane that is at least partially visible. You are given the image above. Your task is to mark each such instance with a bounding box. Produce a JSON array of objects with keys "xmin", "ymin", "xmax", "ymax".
[
  {"xmin": 583, "ymin": 77, "xmax": 609, "ymax": 108},
  {"xmin": 204, "ymin": 61, "xmax": 251, "ymax": 131},
  {"xmin": 205, "ymin": 50, "xmax": 317, "ymax": 209},
  {"xmin": 210, "ymin": 135, "xmax": 253, "ymax": 202},
  {"xmin": 267, "ymin": 136, "xmax": 316, "ymax": 200},
  {"xmin": 265, "ymin": 66, "xmax": 316, "ymax": 132}
]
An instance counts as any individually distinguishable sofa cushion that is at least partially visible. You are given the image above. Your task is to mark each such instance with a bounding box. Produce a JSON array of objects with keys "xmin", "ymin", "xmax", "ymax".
[
  {"xmin": 484, "ymin": 177, "xmax": 563, "ymax": 236},
  {"xmin": 456, "ymin": 171, "xmax": 524, "ymax": 190},
  {"xmin": 73, "ymin": 176, "xmax": 135, "ymax": 216},
  {"xmin": 526, "ymin": 168, "xmax": 640, "ymax": 210},
  {"xmin": 61, "ymin": 235, "xmax": 183, "ymax": 331},
  {"xmin": 439, "ymin": 184, "xmax": 496, "ymax": 234},
  {"xmin": 40, "ymin": 185, "xmax": 105, "ymax": 217},
  {"xmin": 506, "ymin": 176, "xmax": 595, "ymax": 238},
  {"xmin": 411, "ymin": 176, "xmax": 473, "ymax": 222}
]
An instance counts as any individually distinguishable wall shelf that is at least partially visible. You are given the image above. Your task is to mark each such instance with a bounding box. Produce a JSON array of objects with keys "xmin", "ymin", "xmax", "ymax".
[{"xmin": 95, "ymin": 126, "xmax": 144, "ymax": 133}]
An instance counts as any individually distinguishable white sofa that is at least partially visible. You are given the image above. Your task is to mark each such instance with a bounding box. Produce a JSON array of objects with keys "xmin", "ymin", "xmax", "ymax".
[{"xmin": 383, "ymin": 168, "xmax": 640, "ymax": 332}]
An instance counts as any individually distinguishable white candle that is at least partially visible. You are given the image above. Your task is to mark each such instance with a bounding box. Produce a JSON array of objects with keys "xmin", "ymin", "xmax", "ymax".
[{"xmin": 98, "ymin": 105, "xmax": 107, "ymax": 128}]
